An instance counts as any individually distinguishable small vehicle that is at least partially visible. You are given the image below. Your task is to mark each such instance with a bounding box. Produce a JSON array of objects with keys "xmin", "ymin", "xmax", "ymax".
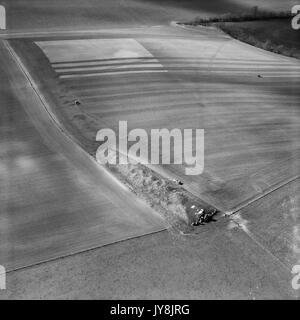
[
  {"xmin": 191, "ymin": 208, "xmax": 217, "ymax": 226},
  {"xmin": 202, "ymin": 209, "xmax": 218, "ymax": 223},
  {"xmin": 191, "ymin": 208, "xmax": 205, "ymax": 226}
]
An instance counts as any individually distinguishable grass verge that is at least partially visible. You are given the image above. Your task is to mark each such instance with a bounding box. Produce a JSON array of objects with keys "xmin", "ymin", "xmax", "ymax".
[{"xmin": 106, "ymin": 154, "xmax": 215, "ymax": 233}]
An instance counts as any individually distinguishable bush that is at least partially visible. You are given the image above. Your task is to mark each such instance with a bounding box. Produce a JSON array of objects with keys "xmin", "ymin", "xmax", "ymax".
[{"xmin": 261, "ymin": 40, "xmax": 273, "ymax": 51}]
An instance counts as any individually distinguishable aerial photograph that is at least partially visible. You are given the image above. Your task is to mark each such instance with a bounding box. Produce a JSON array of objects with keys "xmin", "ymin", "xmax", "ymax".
[{"xmin": 0, "ymin": 0, "xmax": 299, "ymax": 304}]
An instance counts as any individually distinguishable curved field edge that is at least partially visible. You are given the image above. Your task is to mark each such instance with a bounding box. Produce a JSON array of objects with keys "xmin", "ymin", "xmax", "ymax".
[
  {"xmin": 217, "ymin": 20, "xmax": 300, "ymax": 60},
  {"xmin": 9, "ymin": 39, "xmax": 218, "ymax": 231},
  {"xmin": 181, "ymin": 18, "xmax": 300, "ymax": 60}
]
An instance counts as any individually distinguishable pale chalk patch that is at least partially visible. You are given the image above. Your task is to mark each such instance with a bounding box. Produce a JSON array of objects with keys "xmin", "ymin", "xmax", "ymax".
[
  {"xmin": 36, "ymin": 39, "xmax": 155, "ymax": 63},
  {"xmin": 59, "ymin": 69, "xmax": 168, "ymax": 79},
  {"xmin": 55, "ymin": 63, "xmax": 163, "ymax": 73},
  {"xmin": 52, "ymin": 58, "xmax": 159, "ymax": 68}
]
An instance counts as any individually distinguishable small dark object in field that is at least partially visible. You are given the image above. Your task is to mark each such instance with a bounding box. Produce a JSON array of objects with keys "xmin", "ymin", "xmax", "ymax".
[
  {"xmin": 257, "ymin": 74, "xmax": 263, "ymax": 78},
  {"xmin": 192, "ymin": 208, "xmax": 218, "ymax": 226},
  {"xmin": 172, "ymin": 179, "xmax": 183, "ymax": 185},
  {"xmin": 74, "ymin": 99, "xmax": 81, "ymax": 105}
]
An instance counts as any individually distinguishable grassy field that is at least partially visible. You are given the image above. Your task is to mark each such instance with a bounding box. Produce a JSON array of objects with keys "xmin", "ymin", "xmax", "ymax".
[
  {"xmin": 2, "ymin": 1, "xmax": 299, "ymax": 298},
  {"xmin": 218, "ymin": 19, "xmax": 300, "ymax": 59}
]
